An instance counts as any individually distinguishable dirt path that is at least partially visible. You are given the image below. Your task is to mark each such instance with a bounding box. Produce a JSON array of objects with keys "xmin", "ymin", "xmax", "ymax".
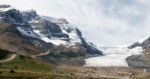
[
  {"xmin": 95, "ymin": 75, "xmax": 130, "ymax": 79},
  {"xmin": 0, "ymin": 54, "xmax": 16, "ymax": 63}
]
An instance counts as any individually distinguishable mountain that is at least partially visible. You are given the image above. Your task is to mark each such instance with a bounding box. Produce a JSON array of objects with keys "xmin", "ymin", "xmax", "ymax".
[
  {"xmin": 127, "ymin": 36, "xmax": 150, "ymax": 68},
  {"xmin": 128, "ymin": 36, "xmax": 150, "ymax": 49},
  {"xmin": 0, "ymin": 5, "xmax": 102, "ymax": 66}
]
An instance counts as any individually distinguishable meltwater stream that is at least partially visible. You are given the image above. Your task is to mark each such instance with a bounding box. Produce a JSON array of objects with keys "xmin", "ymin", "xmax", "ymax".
[{"xmin": 84, "ymin": 46, "xmax": 143, "ymax": 67}]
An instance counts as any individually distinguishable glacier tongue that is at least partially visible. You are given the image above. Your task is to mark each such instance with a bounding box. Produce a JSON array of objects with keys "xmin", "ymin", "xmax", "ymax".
[{"xmin": 84, "ymin": 46, "xmax": 143, "ymax": 67}]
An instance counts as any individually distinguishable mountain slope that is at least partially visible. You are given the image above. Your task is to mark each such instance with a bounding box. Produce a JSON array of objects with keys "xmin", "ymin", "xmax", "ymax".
[
  {"xmin": 127, "ymin": 36, "xmax": 150, "ymax": 68},
  {"xmin": 128, "ymin": 36, "xmax": 150, "ymax": 49},
  {"xmin": 0, "ymin": 5, "xmax": 102, "ymax": 65},
  {"xmin": 0, "ymin": 22, "xmax": 41, "ymax": 56}
]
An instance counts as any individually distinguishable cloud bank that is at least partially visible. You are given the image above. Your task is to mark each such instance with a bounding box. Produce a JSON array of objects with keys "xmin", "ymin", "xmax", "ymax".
[{"xmin": 0, "ymin": 0, "xmax": 150, "ymax": 46}]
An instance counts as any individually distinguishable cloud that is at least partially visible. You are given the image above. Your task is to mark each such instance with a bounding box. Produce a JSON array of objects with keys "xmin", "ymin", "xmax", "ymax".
[{"xmin": 0, "ymin": 0, "xmax": 150, "ymax": 46}]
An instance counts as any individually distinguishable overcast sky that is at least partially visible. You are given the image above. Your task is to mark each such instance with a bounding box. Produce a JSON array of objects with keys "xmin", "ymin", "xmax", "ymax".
[{"xmin": 1, "ymin": 0, "xmax": 150, "ymax": 46}]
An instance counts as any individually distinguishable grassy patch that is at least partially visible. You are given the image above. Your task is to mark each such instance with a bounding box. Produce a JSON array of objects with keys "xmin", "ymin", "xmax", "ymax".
[
  {"xmin": 0, "ymin": 49, "xmax": 11, "ymax": 59},
  {"xmin": 0, "ymin": 55, "xmax": 51, "ymax": 73}
]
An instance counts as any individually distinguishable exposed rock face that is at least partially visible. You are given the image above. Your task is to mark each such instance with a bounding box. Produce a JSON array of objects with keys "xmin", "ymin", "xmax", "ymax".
[
  {"xmin": 0, "ymin": 5, "xmax": 102, "ymax": 65},
  {"xmin": 126, "ymin": 48, "xmax": 150, "ymax": 68},
  {"xmin": 0, "ymin": 5, "xmax": 11, "ymax": 8},
  {"xmin": 0, "ymin": 22, "xmax": 41, "ymax": 56},
  {"xmin": 127, "ymin": 36, "xmax": 150, "ymax": 68}
]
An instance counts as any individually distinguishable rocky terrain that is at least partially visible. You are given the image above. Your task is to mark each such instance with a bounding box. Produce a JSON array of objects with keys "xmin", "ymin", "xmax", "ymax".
[{"xmin": 127, "ymin": 36, "xmax": 150, "ymax": 68}]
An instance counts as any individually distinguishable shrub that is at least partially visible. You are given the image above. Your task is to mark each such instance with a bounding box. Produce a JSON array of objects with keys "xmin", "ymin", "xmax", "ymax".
[
  {"xmin": 9, "ymin": 69, "xmax": 15, "ymax": 73},
  {"xmin": 0, "ymin": 71, "xmax": 2, "ymax": 74}
]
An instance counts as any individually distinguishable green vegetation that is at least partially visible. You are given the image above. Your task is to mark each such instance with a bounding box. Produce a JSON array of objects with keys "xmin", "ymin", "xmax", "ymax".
[
  {"xmin": 0, "ymin": 55, "xmax": 51, "ymax": 73},
  {"xmin": 0, "ymin": 51, "xmax": 150, "ymax": 79},
  {"xmin": 0, "ymin": 49, "xmax": 10, "ymax": 59},
  {"xmin": 0, "ymin": 54, "xmax": 119, "ymax": 79},
  {"xmin": 0, "ymin": 71, "xmax": 102, "ymax": 79}
]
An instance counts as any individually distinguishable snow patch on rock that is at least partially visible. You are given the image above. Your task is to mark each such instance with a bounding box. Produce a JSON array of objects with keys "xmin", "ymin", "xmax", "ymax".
[
  {"xmin": 33, "ymin": 30, "xmax": 67, "ymax": 45},
  {"xmin": 47, "ymin": 17, "xmax": 82, "ymax": 44},
  {"xmin": 17, "ymin": 27, "xmax": 38, "ymax": 38}
]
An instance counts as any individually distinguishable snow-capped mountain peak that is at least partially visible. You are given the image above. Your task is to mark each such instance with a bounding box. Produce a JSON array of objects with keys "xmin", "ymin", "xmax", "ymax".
[
  {"xmin": 0, "ymin": 6, "xmax": 83, "ymax": 46},
  {"xmin": 129, "ymin": 35, "xmax": 150, "ymax": 49},
  {"xmin": 138, "ymin": 36, "xmax": 150, "ymax": 44},
  {"xmin": 0, "ymin": 5, "xmax": 102, "ymax": 57}
]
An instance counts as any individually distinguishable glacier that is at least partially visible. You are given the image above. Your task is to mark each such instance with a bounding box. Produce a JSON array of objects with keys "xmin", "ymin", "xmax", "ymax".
[{"xmin": 84, "ymin": 46, "xmax": 143, "ymax": 67}]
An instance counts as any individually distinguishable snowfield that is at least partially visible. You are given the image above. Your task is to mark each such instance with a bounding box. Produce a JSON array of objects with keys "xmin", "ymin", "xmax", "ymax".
[
  {"xmin": 84, "ymin": 46, "xmax": 143, "ymax": 67},
  {"xmin": 0, "ymin": 6, "xmax": 13, "ymax": 12},
  {"xmin": 33, "ymin": 30, "xmax": 67, "ymax": 45}
]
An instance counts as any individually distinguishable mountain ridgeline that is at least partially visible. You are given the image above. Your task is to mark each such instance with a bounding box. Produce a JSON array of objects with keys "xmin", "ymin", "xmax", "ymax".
[
  {"xmin": 129, "ymin": 36, "xmax": 150, "ymax": 49},
  {"xmin": 0, "ymin": 5, "xmax": 102, "ymax": 65}
]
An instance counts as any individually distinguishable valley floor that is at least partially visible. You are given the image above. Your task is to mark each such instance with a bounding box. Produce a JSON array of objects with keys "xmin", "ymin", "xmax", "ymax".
[
  {"xmin": 0, "ymin": 66, "xmax": 150, "ymax": 79},
  {"xmin": 0, "ymin": 52, "xmax": 149, "ymax": 79}
]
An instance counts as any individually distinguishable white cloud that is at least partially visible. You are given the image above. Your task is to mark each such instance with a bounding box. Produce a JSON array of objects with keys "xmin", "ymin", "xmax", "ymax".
[
  {"xmin": 0, "ymin": 0, "xmax": 150, "ymax": 46},
  {"xmin": 136, "ymin": 0, "xmax": 150, "ymax": 4}
]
